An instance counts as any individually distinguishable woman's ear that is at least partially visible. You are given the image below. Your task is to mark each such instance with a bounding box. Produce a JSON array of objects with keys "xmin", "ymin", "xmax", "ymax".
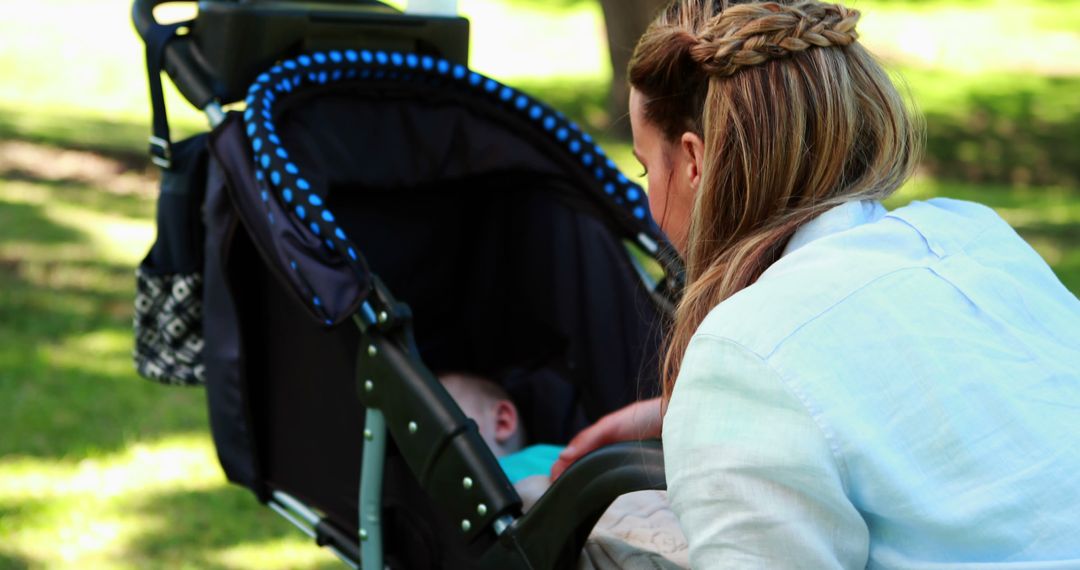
[{"xmin": 680, "ymin": 131, "xmax": 705, "ymax": 190}]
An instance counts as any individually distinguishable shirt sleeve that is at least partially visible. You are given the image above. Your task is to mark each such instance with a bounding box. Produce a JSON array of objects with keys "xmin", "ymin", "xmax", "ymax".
[{"xmin": 662, "ymin": 334, "xmax": 869, "ymax": 569}]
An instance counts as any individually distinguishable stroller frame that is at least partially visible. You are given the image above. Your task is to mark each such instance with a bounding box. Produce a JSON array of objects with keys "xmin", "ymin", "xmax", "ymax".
[{"xmin": 136, "ymin": 1, "xmax": 683, "ymax": 568}]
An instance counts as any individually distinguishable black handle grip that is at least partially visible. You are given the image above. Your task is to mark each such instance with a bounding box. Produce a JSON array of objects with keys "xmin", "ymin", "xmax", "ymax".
[
  {"xmin": 132, "ymin": 0, "xmax": 217, "ymax": 109},
  {"xmin": 479, "ymin": 440, "xmax": 667, "ymax": 570},
  {"xmin": 132, "ymin": 0, "xmax": 172, "ymax": 41}
]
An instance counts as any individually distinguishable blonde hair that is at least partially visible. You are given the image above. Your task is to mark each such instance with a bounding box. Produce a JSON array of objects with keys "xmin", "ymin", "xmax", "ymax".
[{"xmin": 629, "ymin": 0, "xmax": 922, "ymax": 399}]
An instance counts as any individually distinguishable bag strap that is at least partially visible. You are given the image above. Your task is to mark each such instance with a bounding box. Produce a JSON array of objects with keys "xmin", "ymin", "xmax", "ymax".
[{"xmin": 144, "ymin": 21, "xmax": 191, "ymax": 170}]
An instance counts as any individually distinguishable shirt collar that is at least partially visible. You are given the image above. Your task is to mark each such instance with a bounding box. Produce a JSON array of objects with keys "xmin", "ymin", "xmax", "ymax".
[{"xmin": 782, "ymin": 199, "xmax": 887, "ymax": 257}]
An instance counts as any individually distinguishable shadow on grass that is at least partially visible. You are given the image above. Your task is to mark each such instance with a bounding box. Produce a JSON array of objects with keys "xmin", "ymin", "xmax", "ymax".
[
  {"xmin": 0, "ymin": 104, "xmax": 202, "ymax": 167},
  {"xmin": 918, "ymin": 74, "xmax": 1080, "ymax": 188},
  {"xmin": 0, "ymin": 275, "xmax": 209, "ymax": 459},
  {"xmin": 0, "ymin": 499, "xmax": 44, "ymax": 570},
  {"xmin": 0, "ymin": 256, "xmax": 136, "ymax": 333},
  {"xmin": 0, "ymin": 107, "xmax": 150, "ymax": 166},
  {"xmin": 1, "ymin": 173, "xmax": 155, "ymax": 221},
  {"xmin": 0, "ymin": 169, "xmax": 207, "ymax": 460},
  {"xmin": 0, "ymin": 551, "xmax": 34, "ymax": 570},
  {"xmin": 0, "ymin": 199, "xmax": 84, "ymax": 245},
  {"xmin": 123, "ymin": 486, "xmax": 340, "ymax": 570},
  {"xmin": 0, "ymin": 343, "xmax": 210, "ymax": 461}
]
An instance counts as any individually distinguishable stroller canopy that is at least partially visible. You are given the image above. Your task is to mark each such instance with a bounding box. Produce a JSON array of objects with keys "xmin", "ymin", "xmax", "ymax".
[{"xmin": 236, "ymin": 49, "xmax": 681, "ymax": 327}]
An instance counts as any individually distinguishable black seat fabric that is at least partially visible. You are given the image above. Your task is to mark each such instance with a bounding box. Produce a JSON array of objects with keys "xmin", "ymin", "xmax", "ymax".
[{"xmin": 203, "ymin": 88, "xmax": 668, "ymax": 568}]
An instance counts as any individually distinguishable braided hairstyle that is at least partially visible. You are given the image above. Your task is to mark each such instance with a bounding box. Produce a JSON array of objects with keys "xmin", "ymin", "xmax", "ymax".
[
  {"xmin": 690, "ymin": 1, "xmax": 860, "ymax": 76},
  {"xmin": 630, "ymin": 0, "xmax": 923, "ymax": 398}
]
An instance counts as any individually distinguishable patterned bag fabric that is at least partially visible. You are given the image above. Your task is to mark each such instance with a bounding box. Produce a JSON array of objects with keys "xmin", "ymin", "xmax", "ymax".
[
  {"xmin": 133, "ymin": 134, "xmax": 209, "ymax": 386},
  {"xmin": 134, "ymin": 271, "xmax": 205, "ymax": 384}
]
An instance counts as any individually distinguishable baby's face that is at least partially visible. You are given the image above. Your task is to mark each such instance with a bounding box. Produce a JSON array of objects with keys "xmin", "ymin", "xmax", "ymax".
[
  {"xmin": 439, "ymin": 374, "xmax": 520, "ymax": 456},
  {"xmin": 449, "ymin": 386, "xmax": 501, "ymax": 449}
]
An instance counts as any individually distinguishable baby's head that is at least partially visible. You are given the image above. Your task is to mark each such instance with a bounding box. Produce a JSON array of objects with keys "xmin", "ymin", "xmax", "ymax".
[{"xmin": 439, "ymin": 372, "xmax": 525, "ymax": 457}]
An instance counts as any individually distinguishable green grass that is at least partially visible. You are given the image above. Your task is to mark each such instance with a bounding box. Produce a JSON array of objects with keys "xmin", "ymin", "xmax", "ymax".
[
  {"xmin": 5, "ymin": 0, "xmax": 1079, "ymax": 187},
  {"xmin": 897, "ymin": 70, "xmax": 1080, "ymax": 187},
  {"xmin": 1, "ymin": 0, "xmax": 1079, "ymax": 567},
  {"xmin": 0, "ymin": 148, "xmax": 340, "ymax": 569}
]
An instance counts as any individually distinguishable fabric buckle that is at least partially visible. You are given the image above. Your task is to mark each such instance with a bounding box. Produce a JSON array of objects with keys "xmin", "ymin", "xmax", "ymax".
[{"xmin": 149, "ymin": 135, "xmax": 173, "ymax": 169}]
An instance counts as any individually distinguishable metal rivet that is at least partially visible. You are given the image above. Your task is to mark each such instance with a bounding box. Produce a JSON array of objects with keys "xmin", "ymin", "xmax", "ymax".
[
  {"xmin": 408, "ymin": 421, "xmax": 418, "ymax": 434},
  {"xmin": 360, "ymin": 528, "xmax": 368, "ymax": 541},
  {"xmin": 477, "ymin": 503, "xmax": 487, "ymax": 516},
  {"xmin": 364, "ymin": 379, "xmax": 374, "ymax": 392},
  {"xmin": 367, "ymin": 344, "xmax": 378, "ymax": 357},
  {"xmin": 363, "ymin": 429, "xmax": 373, "ymax": 441},
  {"xmin": 378, "ymin": 311, "xmax": 389, "ymax": 324},
  {"xmin": 461, "ymin": 519, "xmax": 471, "ymax": 532},
  {"xmin": 462, "ymin": 476, "xmax": 473, "ymax": 490}
]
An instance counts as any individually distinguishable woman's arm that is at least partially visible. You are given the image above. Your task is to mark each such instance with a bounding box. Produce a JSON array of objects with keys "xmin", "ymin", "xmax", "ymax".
[
  {"xmin": 664, "ymin": 334, "xmax": 869, "ymax": 569},
  {"xmin": 550, "ymin": 397, "xmax": 664, "ymax": 480}
]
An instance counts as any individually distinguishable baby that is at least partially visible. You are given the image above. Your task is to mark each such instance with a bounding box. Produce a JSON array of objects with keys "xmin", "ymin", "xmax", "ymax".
[
  {"xmin": 438, "ymin": 371, "xmax": 562, "ymax": 487},
  {"xmin": 437, "ymin": 372, "xmax": 689, "ymax": 570}
]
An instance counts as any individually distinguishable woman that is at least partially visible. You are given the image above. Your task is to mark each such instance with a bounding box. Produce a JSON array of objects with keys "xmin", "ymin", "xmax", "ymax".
[{"xmin": 551, "ymin": 0, "xmax": 1080, "ymax": 567}]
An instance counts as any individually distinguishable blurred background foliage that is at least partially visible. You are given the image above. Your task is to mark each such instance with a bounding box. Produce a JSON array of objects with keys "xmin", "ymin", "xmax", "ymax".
[{"xmin": 1, "ymin": 0, "xmax": 1078, "ymax": 568}]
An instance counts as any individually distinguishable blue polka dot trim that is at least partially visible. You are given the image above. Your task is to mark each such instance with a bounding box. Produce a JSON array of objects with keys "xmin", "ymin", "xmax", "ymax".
[{"xmin": 242, "ymin": 49, "xmax": 658, "ymax": 321}]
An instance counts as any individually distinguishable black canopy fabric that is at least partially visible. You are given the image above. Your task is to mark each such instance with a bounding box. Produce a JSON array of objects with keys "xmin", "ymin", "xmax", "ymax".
[
  {"xmin": 240, "ymin": 49, "xmax": 679, "ymax": 326},
  {"xmin": 202, "ymin": 52, "xmax": 684, "ymax": 567}
]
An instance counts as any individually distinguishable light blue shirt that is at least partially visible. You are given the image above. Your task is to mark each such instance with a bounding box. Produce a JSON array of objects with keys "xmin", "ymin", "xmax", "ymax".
[{"xmin": 663, "ymin": 199, "xmax": 1080, "ymax": 569}]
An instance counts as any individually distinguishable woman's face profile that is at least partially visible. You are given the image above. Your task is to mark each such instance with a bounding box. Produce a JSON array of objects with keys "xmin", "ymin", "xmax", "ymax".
[{"xmin": 629, "ymin": 88, "xmax": 702, "ymax": 253}]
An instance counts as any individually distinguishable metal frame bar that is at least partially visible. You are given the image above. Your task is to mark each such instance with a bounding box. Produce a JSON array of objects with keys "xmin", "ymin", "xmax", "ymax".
[
  {"xmin": 360, "ymin": 408, "xmax": 387, "ymax": 570},
  {"xmin": 205, "ymin": 101, "xmax": 226, "ymax": 127},
  {"xmin": 268, "ymin": 493, "xmax": 317, "ymax": 539},
  {"xmin": 267, "ymin": 491, "xmax": 360, "ymax": 569}
]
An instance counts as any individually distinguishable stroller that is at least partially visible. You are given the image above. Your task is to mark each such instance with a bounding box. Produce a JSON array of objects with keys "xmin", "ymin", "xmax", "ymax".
[{"xmin": 133, "ymin": 0, "xmax": 685, "ymax": 568}]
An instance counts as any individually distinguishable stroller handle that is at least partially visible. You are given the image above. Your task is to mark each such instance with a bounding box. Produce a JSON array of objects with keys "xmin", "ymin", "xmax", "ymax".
[
  {"xmin": 481, "ymin": 440, "xmax": 667, "ymax": 569},
  {"xmin": 132, "ymin": 0, "xmax": 217, "ymax": 109},
  {"xmin": 132, "ymin": 0, "xmax": 470, "ymax": 109},
  {"xmin": 131, "ymin": 0, "xmax": 174, "ymax": 40}
]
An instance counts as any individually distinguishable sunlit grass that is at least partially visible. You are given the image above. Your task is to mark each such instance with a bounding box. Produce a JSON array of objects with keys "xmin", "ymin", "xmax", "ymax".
[
  {"xmin": 0, "ymin": 0, "xmax": 608, "ymax": 126},
  {"xmin": 0, "ymin": 166, "xmax": 341, "ymax": 569},
  {"xmin": 3, "ymin": 0, "xmax": 1078, "ymax": 138},
  {"xmin": 856, "ymin": 0, "xmax": 1080, "ymax": 75},
  {"xmin": 0, "ymin": 433, "xmax": 218, "ymax": 498},
  {"xmin": 0, "ymin": 0, "xmax": 207, "ymax": 134},
  {"xmin": 3, "ymin": 0, "xmax": 1079, "ymax": 189},
  {"xmin": 44, "ymin": 329, "xmax": 149, "ymax": 384},
  {"xmin": 0, "ymin": 179, "xmax": 152, "ymax": 265},
  {"xmin": 0, "ymin": 434, "xmax": 337, "ymax": 569},
  {"xmin": 211, "ymin": 538, "xmax": 346, "ymax": 570},
  {"xmin": 45, "ymin": 204, "xmax": 153, "ymax": 265}
]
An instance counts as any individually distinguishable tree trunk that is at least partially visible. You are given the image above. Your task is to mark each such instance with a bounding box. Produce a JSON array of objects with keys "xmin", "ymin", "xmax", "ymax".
[{"xmin": 598, "ymin": 0, "xmax": 668, "ymax": 138}]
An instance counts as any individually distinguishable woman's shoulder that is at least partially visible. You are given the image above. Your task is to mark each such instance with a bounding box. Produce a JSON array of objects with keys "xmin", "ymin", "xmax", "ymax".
[
  {"xmin": 694, "ymin": 198, "xmax": 1071, "ymax": 358},
  {"xmin": 693, "ymin": 243, "xmax": 934, "ymax": 358}
]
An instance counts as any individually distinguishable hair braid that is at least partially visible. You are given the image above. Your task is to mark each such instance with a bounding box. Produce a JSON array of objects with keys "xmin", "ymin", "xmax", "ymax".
[{"xmin": 690, "ymin": 1, "xmax": 860, "ymax": 76}]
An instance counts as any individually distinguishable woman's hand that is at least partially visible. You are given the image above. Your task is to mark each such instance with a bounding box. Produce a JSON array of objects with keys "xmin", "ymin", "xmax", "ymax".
[{"xmin": 550, "ymin": 397, "xmax": 664, "ymax": 480}]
